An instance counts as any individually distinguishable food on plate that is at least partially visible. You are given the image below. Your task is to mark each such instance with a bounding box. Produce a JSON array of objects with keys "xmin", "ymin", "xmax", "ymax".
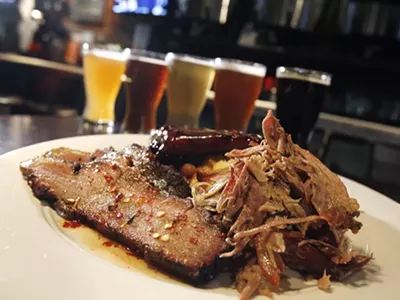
[
  {"xmin": 20, "ymin": 145, "xmax": 226, "ymax": 282},
  {"xmin": 20, "ymin": 110, "xmax": 371, "ymax": 299},
  {"xmin": 188, "ymin": 111, "xmax": 371, "ymax": 298},
  {"xmin": 149, "ymin": 125, "xmax": 262, "ymax": 166}
]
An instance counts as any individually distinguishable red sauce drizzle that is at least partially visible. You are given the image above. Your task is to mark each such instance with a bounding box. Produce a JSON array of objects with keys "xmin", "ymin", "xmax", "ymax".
[
  {"xmin": 126, "ymin": 252, "xmax": 138, "ymax": 258},
  {"xmin": 217, "ymin": 232, "xmax": 226, "ymax": 238},
  {"xmin": 178, "ymin": 212, "xmax": 187, "ymax": 221},
  {"xmin": 102, "ymin": 241, "xmax": 114, "ymax": 247},
  {"xmin": 189, "ymin": 237, "xmax": 198, "ymax": 245},
  {"xmin": 104, "ymin": 174, "xmax": 114, "ymax": 184},
  {"xmin": 62, "ymin": 220, "xmax": 81, "ymax": 228}
]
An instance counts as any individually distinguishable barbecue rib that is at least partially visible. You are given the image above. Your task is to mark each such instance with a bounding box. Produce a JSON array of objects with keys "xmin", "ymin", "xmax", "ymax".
[
  {"xmin": 20, "ymin": 144, "xmax": 226, "ymax": 283},
  {"xmin": 149, "ymin": 125, "xmax": 262, "ymax": 166}
]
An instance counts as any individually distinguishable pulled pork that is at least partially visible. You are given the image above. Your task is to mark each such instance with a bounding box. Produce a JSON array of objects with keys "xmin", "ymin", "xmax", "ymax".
[{"xmin": 192, "ymin": 110, "xmax": 371, "ymax": 299}]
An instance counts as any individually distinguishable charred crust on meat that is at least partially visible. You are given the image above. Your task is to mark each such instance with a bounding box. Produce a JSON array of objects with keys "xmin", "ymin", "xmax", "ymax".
[
  {"xmin": 72, "ymin": 163, "xmax": 81, "ymax": 174},
  {"xmin": 114, "ymin": 192, "xmax": 124, "ymax": 202},
  {"xmin": 127, "ymin": 214, "xmax": 136, "ymax": 224},
  {"xmin": 108, "ymin": 204, "xmax": 117, "ymax": 211}
]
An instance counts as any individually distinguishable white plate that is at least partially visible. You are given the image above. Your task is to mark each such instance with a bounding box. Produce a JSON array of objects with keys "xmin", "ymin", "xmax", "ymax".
[{"xmin": 0, "ymin": 135, "xmax": 399, "ymax": 300}]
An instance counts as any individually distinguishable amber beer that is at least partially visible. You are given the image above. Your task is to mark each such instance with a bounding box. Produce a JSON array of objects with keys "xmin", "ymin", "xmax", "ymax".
[
  {"xmin": 122, "ymin": 51, "xmax": 168, "ymax": 133},
  {"xmin": 166, "ymin": 53, "xmax": 215, "ymax": 127},
  {"xmin": 82, "ymin": 45, "xmax": 129, "ymax": 133},
  {"xmin": 213, "ymin": 59, "xmax": 266, "ymax": 131}
]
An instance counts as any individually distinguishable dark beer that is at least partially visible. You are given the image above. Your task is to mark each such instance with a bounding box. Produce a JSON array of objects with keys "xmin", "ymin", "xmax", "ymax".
[
  {"xmin": 275, "ymin": 67, "xmax": 332, "ymax": 147},
  {"xmin": 213, "ymin": 59, "xmax": 266, "ymax": 131},
  {"xmin": 122, "ymin": 51, "xmax": 168, "ymax": 133}
]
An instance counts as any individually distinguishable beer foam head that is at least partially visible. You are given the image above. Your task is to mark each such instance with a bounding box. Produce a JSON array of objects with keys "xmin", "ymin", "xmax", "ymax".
[
  {"xmin": 276, "ymin": 66, "xmax": 332, "ymax": 86},
  {"xmin": 83, "ymin": 44, "xmax": 130, "ymax": 61},
  {"xmin": 129, "ymin": 50, "xmax": 167, "ymax": 66},
  {"xmin": 215, "ymin": 58, "xmax": 266, "ymax": 77},
  {"xmin": 166, "ymin": 53, "xmax": 214, "ymax": 68},
  {"xmin": 129, "ymin": 55, "xmax": 167, "ymax": 66}
]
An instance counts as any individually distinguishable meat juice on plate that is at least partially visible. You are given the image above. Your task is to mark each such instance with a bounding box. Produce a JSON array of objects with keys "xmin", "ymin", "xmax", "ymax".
[
  {"xmin": 44, "ymin": 200, "xmax": 389, "ymax": 298},
  {"xmin": 45, "ymin": 207, "xmax": 174, "ymax": 283}
]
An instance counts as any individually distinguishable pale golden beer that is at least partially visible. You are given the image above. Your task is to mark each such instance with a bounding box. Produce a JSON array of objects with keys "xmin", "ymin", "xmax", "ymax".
[
  {"xmin": 82, "ymin": 45, "xmax": 129, "ymax": 132},
  {"xmin": 213, "ymin": 58, "xmax": 266, "ymax": 131},
  {"xmin": 166, "ymin": 53, "xmax": 215, "ymax": 127}
]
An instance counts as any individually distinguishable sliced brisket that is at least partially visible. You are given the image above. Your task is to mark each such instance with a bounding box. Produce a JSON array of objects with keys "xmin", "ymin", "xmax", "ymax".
[{"xmin": 20, "ymin": 144, "xmax": 226, "ymax": 283}]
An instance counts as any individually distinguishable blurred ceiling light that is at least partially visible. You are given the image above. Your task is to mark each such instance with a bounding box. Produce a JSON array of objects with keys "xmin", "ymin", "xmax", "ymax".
[
  {"xmin": 152, "ymin": 5, "xmax": 163, "ymax": 16},
  {"xmin": 31, "ymin": 9, "xmax": 43, "ymax": 20},
  {"xmin": 219, "ymin": 0, "xmax": 230, "ymax": 24}
]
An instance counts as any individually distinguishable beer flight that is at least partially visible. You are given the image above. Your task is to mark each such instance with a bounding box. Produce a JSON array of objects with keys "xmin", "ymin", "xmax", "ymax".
[
  {"xmin": 81, "ymin": 44, "xmax": 266, "ymax": 134},
  {"xmin": 82, "ymin": 44, "xmax": 332, "ymax": 146}
]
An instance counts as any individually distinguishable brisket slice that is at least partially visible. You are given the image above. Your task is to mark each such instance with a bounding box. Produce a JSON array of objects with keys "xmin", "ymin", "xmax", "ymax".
[{"xmin": 20, "ymin": 144, "xmax": 226, "ymax": 283}]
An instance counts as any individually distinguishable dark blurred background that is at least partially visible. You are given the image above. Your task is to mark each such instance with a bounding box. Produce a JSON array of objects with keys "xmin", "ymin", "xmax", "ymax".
[
  {"xmin": 0, "ymin": 0, "xmax": 399, "ymax": 201},
  {"xmin": 1, "ymin": 0, "xmax": 400, "ymax": 124}
]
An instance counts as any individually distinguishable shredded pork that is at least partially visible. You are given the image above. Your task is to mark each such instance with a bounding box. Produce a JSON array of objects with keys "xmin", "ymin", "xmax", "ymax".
[{"xmin": 191, "ymin": 110, "xmax": 372, "ymax": 299}]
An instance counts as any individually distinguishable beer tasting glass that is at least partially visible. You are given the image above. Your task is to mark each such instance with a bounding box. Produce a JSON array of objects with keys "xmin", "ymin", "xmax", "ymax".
[
  {"xmin": 122, "ymin": 50, "xmax": 168, "ymax": 133},
  {"xmin": 166, "ymin": 53, "xmax": 215, "ymax": 128},
  {"xmin": 82, "ymin": 44, "xmax": 129, "ymax": 133},
  {"xmin": 213, "ymin": 58, "xmax": 266, "ymax": 131},
  {"xmin": 275, "ymin": 67, "xmax": 332, "ymax": 148}
]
